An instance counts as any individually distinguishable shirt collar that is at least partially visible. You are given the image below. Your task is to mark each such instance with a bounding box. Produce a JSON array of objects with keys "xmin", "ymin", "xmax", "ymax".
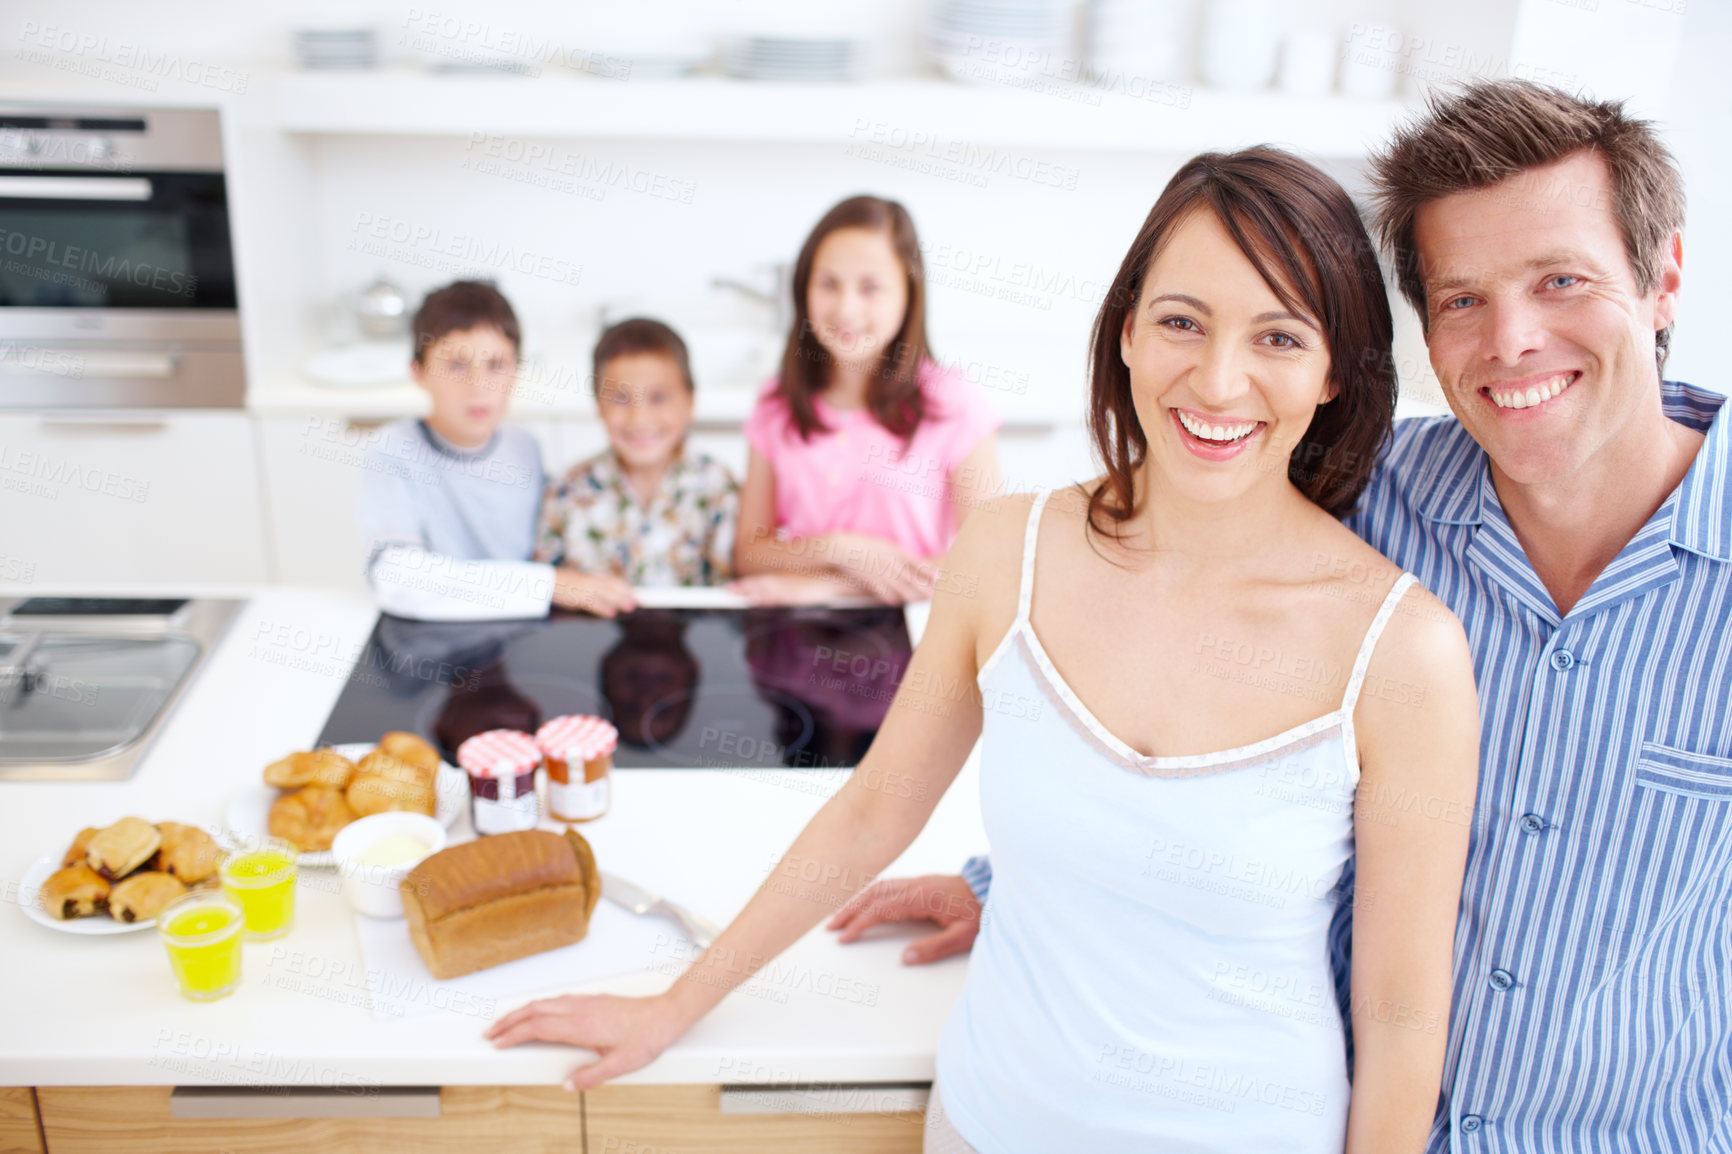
[
  {"xmin": 597, "ymin": 444, "xmax": 688, "ymax": 503},
  {"xmin": 1661, "ymin": 380, "xmax": 1731, "ymax": 562},
  {"xmin": 417, "ymin": 419, "xmax": 499, "ymax": 461},
  {"xmin": 1414, "ymin": 379, "xmax": 1730, "ymax": 561}
]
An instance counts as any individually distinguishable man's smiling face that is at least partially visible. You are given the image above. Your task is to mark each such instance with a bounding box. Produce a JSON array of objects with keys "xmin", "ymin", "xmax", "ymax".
[{"xmin": 1414, "ymin": 149, "xmax": 1682, "ymax": 488}]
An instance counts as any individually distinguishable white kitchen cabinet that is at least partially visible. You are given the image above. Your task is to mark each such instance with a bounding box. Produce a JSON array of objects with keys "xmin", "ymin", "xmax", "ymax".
[
  {"xmin": 0, "ymin": 413, "xmax": 269, "ymax": 588},
  {"xmin": 255, "ymin": 416, "xmax": 559, "ymax": 592}
]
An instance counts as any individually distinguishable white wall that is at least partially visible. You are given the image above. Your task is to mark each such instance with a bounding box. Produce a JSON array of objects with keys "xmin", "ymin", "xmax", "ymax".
[
  {"xmin": 1661, "ymin": 0, "xmax": 1729, "ymax": 392},
  {"xmin": 5, "ymin": 0, "xmax": 1725, "ymax": 450}
]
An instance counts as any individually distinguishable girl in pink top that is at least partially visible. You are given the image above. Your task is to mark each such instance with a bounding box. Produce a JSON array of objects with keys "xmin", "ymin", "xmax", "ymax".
[{"xmin": 733, "ymin": 196, "xmax": 1002, "ymax": 605}]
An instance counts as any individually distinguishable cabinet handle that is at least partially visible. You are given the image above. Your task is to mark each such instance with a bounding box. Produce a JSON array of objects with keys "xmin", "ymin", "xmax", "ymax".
[
  {"xmin": 4, "ymin": 350, "xmax": 179, "ymax": 379},
  {"xmin": 169, "ymin": 1086, "xmax": 442, "ymax": 1119},
  {"xmin": 39, "ymin": 417, "xmax": 168, "ymax": 434},
  {"xmin": 719, "ymin": 1082, "xmax": 930, "ymax": 1115}
]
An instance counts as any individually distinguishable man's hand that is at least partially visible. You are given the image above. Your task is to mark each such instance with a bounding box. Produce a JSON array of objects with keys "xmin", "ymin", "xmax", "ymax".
[
  {"xmin": 826, "ymin": 874, "xmax": 981, "ymax": 965},
  {"xmin": 552, "ymin": 567, "xmax": 637, "ymax": 617}
]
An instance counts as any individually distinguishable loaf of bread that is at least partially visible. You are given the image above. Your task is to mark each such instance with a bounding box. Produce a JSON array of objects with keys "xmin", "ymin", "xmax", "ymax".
[{"xmin": 400, "ymin": 829, "xmax": 601, "ymax": 980}]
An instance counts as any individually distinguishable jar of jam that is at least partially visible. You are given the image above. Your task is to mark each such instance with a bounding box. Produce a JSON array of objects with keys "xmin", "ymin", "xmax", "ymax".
[
  {"xmin": 456, "ymin": 729, "xmax": 541, "ymax": 836},
  {"xmin": 536, "ymin": 715, "xmax": 618, "ymax": 823}
]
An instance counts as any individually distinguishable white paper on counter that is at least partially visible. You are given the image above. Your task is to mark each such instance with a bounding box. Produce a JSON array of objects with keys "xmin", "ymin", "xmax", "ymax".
[{"xmin": 351, "ymin": 900, "xmax": 687, "ymax": 1021}]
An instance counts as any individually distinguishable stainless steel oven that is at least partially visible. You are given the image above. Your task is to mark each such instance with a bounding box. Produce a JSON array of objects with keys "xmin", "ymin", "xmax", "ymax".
[{"xmin": 0, "ymin": 104, "xmax": 243, "ymax": 408}]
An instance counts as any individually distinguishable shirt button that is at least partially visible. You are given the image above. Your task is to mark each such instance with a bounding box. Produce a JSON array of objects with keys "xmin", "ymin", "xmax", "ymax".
[
  {"xmin": 1460, "ymin": 1114, "xmax": 1484, "ymax": 1134},
  {"xmin": 1489, "ymin": 968, "xmax": 1514, "ymax": 992},
  {"xmin": 1520, "ymin": 813, "xmax": 1548, "ymax": 834},
  {"xmin": 1550, "ymin": 649, "xmax": 1575, "ymax": 671}
]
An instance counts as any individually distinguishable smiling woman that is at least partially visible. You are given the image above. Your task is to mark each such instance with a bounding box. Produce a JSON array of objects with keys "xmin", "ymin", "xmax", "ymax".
[
  {"xmin": 1089, "ymin": 147, "xmax": 1396, "ymax": 528},
  {"xmin": 484, "ymin": 149, "xmax": 1479, "ymax": 1154}
]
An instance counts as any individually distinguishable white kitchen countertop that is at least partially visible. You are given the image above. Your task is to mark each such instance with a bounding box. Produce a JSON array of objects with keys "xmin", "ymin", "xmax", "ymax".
[{"xmin": 0, "ymin": 588, "xmax": 986, "ymax": 1089}]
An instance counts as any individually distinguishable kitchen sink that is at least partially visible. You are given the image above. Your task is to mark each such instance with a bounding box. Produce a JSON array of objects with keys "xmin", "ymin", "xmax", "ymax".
[{"xmin": 0, "ymin": 597, "xmax": 241, "ymax": 781}]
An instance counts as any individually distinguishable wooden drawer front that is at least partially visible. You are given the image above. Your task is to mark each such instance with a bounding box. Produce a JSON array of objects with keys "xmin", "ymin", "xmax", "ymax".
[
  {"xmin": 585, "ymin": 1084, "xmax": 924, "ymax": 1154},
  {"xmin": 37, "ymin": 1086, "xmax": 582, "ymax": 1154},
  {"xmin": 0, "ymin": 1088, "xmax": 44, "ymax": 1154}
]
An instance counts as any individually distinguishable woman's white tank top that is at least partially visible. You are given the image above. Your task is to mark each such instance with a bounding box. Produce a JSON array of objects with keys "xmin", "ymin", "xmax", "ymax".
[{"xmin": 935, "ymin": 489, "xmax": 1417, "ymax": 1153}]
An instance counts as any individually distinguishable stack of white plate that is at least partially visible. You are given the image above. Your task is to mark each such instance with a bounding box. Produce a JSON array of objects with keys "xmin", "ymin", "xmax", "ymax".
[
  {"xmin": 930, "ymin": 0, "xmax": 1069, "ymax": 86},
  {"xmin": 1085, "ymin": 0, "xmax": 1193, "ymax": 87},
  {"xmin": 722, "ymin": 36, "xmax": 861, "ymax": 82},
  {"xmin": 582, "ymin": 41, "xmax": 713, "ymax": 81},
  {"xmin": 292, "ymin": 28, "xmax": 378, "ymax": 70}
]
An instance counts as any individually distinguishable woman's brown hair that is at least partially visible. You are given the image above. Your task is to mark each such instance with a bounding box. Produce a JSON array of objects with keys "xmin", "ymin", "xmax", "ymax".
[
  {"xmin": 1087, "ymin": 146, "xmax": 1395, "ymax": 535},
  {"xmin": 777, "ymin": 195, "xmax": 930, "ymax": 442}
]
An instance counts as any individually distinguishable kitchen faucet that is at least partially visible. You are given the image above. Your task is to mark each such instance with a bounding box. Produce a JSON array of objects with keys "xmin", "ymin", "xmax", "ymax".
[{"xmin": 710, "ymin": 263, "xmax": 791, "ymax": 337}]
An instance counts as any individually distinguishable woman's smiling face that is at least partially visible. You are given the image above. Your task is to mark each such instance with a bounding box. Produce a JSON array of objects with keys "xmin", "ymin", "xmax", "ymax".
[{"xmin": 1121, "ymin": 207, "xmax": 1335, "ymax": 506}]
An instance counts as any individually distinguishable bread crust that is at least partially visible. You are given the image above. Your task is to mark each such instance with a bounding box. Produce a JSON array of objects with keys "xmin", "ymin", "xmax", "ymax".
[{"xmin": 400, "ymin": 829, "xmax": 601, "ymax": 979}]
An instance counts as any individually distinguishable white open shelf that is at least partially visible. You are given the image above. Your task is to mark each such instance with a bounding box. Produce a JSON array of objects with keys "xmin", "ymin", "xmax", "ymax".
[{"xmin": 271, "ymin": 70, "xmax": 1409, "ymax": 158}]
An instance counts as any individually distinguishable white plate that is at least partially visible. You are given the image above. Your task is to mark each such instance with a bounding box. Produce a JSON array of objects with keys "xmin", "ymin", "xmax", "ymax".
[
  {"xmin": 225, "ymin": 743, "xmax": 468, "ymax": 869},
  {"xmin": 301, "ymin": 341, "xmax": 411, "ymax": 388},
  {"xmin": 18, "ymin": 855, "xmax": 159, "ymax": 934}
]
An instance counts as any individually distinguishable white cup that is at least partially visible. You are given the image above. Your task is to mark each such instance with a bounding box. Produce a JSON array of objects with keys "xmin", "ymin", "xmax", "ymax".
[
  {"xmin": 331, "ymin": 812, "xmax": 446, "ymax": 919},
  {"xmin": 1339, "ymin": 21, "xmax": 1401, "ymax": 99},
  {"xmin": 1278, "ymin": 29, "xmax": 1336, "ymax": 96},
  {"xmin": 1200, "ymin": 0, "xmax": 1280, "ymax": 92}
]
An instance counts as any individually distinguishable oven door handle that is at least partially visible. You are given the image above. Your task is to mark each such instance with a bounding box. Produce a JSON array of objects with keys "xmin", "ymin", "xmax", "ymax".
[
  {"xmin": 0, "ymin": 347, "xmax": 178, "ymax": 379},
  {"xmin": 0, "ymin": 175, "xmax": 152, "ymax": 200}
]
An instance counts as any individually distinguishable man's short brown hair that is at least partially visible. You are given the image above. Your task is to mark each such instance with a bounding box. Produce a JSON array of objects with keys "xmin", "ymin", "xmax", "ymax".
[
  {"xmin": 1371, "ymin": 80, "xmax": 1684, "ymax": 358},
  {"xmin": 411, "ymin": 280, "xmax": 521, "ymax": 364}
]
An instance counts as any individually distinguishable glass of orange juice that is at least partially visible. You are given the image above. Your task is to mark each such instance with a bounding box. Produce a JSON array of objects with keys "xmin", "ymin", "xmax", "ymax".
[
  {"xmin": 159, "ymin": 890, "xmax": 244, "ymax": 1001},
  {"xmin": 220, "ymin": 837, "xmax": 299, "ymax": 940}
]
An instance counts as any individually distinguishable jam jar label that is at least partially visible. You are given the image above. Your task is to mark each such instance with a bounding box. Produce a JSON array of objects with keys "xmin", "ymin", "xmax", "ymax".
[{"xmin": 550, "ymin": 775, "xmax": 608, "ymax": 821}]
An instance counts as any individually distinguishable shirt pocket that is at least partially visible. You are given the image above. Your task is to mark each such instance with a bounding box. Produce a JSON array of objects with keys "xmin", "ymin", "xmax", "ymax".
[{"xmin": 1634, "ymin": 742, "xmax": 1732, "ymax": 801}]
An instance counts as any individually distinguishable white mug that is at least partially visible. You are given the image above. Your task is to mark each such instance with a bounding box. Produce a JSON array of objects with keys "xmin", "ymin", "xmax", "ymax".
[
  {"xmin": 1278, "ymin": 29, "xmax": 1336, "ymax": 97},
  {"xmin": 1200, "ymin": 0, "xmax": 1281, "ymax": 92},
  {"xmin": 1339, "ymin": 21, "xmax": 1401, "ymax": 99}
]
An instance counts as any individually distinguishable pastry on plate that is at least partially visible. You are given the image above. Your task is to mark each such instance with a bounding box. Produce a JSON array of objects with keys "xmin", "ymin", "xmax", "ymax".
[
  {"xmin": 85, "ymin": 817, "xmax": 162, "ymax": 880},
  {"xmin": 378, "ymin": 731, "xmax": 441, "ymax": 774},
  {"xmin": 268, "ymin": 784, "xmax": 355, "ymax": 852},
  {"xmin": 41, "ymin": 864, "xmax": 110, "ymax": 920},
  {"xmin": 263, "ymin": 748, "xmax": 355, "ymax": 789},
  {"xmin": 153, "ymin": 822, "xmax": 223, "ymax": 885},
  {"xmin": 61, "ymin": 826, "xmax": 101, "ymax": 869},
  {"xmin": 356, "ymin": 750, "xmax": 431, "ymax": 788},
  {"xmin": 108, "ymin": 871, "xmax": 187, "ymax": 923},
  {"xmin": 347, "ymin": 772, "xmax": 436, "ymax": 818}
]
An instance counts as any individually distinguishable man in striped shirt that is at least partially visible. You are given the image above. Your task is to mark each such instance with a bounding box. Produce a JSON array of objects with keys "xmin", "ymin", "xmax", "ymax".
[{"xmin": 835, "ymin": 81, "xmax": 1726, "ymax": 1152}]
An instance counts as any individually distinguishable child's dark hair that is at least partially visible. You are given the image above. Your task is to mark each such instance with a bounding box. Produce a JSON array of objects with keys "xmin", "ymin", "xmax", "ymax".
[
  {"xmin": 592, "ymin": 318, "xmax": 694, "ymax": 393},
  {"xmin": 778, "ymin": 195, "xmax": 930, "ymax": 442},
  {"xmin": 411, "ymin": 280, "xmax": 521, "ymax": 365}
]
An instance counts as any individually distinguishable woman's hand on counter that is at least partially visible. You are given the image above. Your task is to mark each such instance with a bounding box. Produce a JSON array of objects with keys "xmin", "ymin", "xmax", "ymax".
[
  {"xmin": 827, "ymin": 873, "xmax": 982, "ymax": 964},
  {"xmin": 485, "ymin": 991, "xmax": 691, "ymax": 1091},
  {"xmin": 551, "ymin": 567, "xmax": 638, "ymax": 617}
]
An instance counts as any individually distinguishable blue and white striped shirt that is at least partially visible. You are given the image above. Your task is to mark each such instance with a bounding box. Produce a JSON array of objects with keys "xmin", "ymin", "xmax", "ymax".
[
  {"xmin": 967, "ymin": 378, "xmax": 1732, "ymax": 1152},
  {"xmin": 1339, "ymin": 378, "xmax": 1732, "ymax": 1153}
]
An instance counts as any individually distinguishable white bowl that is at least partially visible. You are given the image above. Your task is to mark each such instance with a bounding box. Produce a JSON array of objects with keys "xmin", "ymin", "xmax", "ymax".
[{"xmin": 331, "ymin": 812, "xmax": 446, "ymax": 919}]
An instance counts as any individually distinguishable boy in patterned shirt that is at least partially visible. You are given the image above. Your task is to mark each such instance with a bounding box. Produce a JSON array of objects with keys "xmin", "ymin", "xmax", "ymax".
[{"xmin": 535, "ymin": 318, "xmax": 737, "ymax": 614}]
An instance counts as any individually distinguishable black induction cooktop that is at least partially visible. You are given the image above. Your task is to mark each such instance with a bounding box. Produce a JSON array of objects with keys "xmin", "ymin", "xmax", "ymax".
[{"xmin": 317, "ymin": 606, "xmax": 915, "ymax": 770}]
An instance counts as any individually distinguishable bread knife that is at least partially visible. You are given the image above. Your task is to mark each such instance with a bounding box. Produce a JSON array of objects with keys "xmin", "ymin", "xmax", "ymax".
[{"xmin": 599, "ymin": 869, "xmax": 722, "ymax": 949}]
